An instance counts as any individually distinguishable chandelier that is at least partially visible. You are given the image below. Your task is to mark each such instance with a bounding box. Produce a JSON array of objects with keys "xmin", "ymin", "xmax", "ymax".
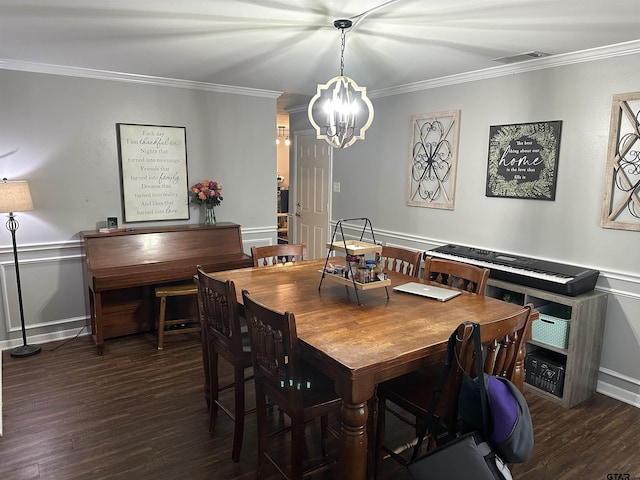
[{"xmin": 307, "ymin": 19, "xmax": 374, "ymax": 149}]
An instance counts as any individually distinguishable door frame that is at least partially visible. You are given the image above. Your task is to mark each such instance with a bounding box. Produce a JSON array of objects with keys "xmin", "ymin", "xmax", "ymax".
[{"xmin": 291, "ymin": 129, "xmax": 333, "ymax": 251}]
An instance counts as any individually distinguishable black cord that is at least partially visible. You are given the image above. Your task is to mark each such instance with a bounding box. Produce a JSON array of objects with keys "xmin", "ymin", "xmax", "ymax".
[{"xmin": 45, "ymin": 325, "xmax": 88, "ymax": 352}]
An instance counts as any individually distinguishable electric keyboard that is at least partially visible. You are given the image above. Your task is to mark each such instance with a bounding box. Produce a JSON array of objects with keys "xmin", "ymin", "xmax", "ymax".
[{"xmin": 426, "ymin": 244, "xmax": 599, "ymax": 296}]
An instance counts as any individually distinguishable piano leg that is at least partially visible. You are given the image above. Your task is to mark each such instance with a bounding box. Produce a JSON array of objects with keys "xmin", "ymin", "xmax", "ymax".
[{"xmin": 92, "ymin": 290, "xmax": 104, "ymax": 355}]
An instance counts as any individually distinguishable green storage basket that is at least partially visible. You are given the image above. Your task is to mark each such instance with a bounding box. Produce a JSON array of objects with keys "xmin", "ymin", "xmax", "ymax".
[{"xmin": 532, "ymin": 304, "xmax": 571, "ymax": 349}]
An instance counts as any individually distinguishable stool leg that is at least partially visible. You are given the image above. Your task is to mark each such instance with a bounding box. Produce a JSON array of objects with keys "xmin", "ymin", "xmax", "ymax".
[{"xmin": 157, "ymin": 296, "xmax": 167, "ymax": 350}]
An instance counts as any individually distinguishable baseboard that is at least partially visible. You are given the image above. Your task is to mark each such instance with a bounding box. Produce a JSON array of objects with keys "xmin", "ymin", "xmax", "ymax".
[{"xmin": 597, "ymin": 379, "xmax": 640, "ymax": 408}]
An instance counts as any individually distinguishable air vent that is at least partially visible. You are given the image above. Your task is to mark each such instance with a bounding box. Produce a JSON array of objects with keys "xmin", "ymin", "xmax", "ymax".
[{"xmin": 493, "ymin": 51, "xmax": 551, "ymax": 64}]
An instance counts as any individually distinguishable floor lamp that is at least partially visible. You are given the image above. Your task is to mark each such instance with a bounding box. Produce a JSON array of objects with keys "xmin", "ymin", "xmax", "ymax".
[{"xmin": 0, "ymin": 178, "xmax": 41, "ymax": 358}]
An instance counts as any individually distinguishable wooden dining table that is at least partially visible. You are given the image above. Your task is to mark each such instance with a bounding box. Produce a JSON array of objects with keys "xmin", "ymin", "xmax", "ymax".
[{"xmin": 210, "ymin": 259, "xmax": 529, "ymax": 480}]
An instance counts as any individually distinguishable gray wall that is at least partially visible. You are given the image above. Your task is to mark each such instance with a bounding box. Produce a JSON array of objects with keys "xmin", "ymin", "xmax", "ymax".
[
  {"xmin": 3, "ymin": 50, "xmax": 639, "ymax": 408},
  {"xmin": 291, "ymin": 52, "xmax": 640, "ymax": 407},
  {"xmin": 0, "ymin": 68, "xmax": 279, "ymax": 344}
]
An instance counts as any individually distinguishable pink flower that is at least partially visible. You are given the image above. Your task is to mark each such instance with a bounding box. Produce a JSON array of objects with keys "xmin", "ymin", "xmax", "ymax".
[{"xmin": 190, "ymin": 179, "xmax": 224, "ymax": 207}]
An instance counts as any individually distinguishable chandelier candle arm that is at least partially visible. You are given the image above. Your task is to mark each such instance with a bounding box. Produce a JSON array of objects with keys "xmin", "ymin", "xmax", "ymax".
[{"xmin": 308, "ymin": 19, "xmax": 374, "ymax": 149}]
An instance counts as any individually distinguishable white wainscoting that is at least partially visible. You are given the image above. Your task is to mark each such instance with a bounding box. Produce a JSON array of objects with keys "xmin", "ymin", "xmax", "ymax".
[
  {"xmin": 0, "ymin": 228, "xmax": 271, "ymax": 350},
  {"xmin": 2, "ymin": 228, "xmax": 638, "ymax": 410},
  {"xmin": 337, "ymin": 220, "xmax": 640, "ymax": 409},
  {"xmin": 0, "ymin": 240, "xmax": 86, "ymax": 349}
]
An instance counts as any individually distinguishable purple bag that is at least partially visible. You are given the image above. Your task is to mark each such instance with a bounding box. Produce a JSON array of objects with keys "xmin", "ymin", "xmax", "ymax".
[
  {"xmin": 459, "ymin": 352, "xmax": 534, "ymax": 463},
  {"xmin": 409, "ymin": 323, "xmax": 522, "ymax": 480}
]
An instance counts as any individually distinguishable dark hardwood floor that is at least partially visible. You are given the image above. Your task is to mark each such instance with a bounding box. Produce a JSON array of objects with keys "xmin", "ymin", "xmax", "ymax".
[{"xmin": 1, "ymin": 332, "xmax": 638, "ymax": 479}]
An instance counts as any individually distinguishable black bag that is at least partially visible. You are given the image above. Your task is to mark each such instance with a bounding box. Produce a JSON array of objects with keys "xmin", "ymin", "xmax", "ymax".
[
  {"xmin": 408, "ymin": 322, "xmax": 530, "ymax": 479},
  {"xmin": 408, "ymin": 431, "xmax": 512, "ymax": 480}
]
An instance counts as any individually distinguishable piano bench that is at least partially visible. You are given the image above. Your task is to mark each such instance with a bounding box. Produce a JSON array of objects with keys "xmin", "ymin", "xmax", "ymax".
[{"xmin": 155, "ymin": 283, "xmax": 200, "ymax": 350}]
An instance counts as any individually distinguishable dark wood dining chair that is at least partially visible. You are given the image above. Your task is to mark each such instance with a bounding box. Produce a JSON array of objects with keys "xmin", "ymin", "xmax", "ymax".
[
  {"xmin": 251, "ymin": 243, "xmax": 307, "ymax": 267},
  {"xmin": 380, "ymin": 245, "xmax": 422, "ymax": 277},
  {"xmin": 423, "ymin": 256, "xmax": 489, "ymax": 294},
  {"xmin": 241, "ymin": 288, "xmax": 342, "ymax": 480},
  {"xmin": 374, "ymin": 304, "xmax": 534, "ymax": 475},
  {"xmin": 196, "ymin": 266, "xmax": 253, "ymax": 462}
]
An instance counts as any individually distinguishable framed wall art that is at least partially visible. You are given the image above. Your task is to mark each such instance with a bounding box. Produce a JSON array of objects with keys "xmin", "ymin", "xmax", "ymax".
[
  {"xmin": 407, "ymin": 110, "xmax": 460, "ymax": 210},
  {"xmin": 601, "ymin": 91, "xmax": 640, "ymax": 231},
  {"xmin": 116, "ymin": 123, "xmax": 190, "ymax": 222},
  {"xmin": 486, "ymin": 120, "xmax": 562, "ymax": 200}
]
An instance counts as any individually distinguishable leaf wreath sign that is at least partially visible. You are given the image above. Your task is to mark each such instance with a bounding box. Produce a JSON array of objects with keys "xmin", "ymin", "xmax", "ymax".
[
  {"xmin": 601, "ymin": 91, "xmax": 640, "ymax": 231},
  {"xmin": 407, "ymin": 110, "xmax": 460, "ymax": 210},
  {"xmin": 486, "ymin": 121, "xmax": 562, "ymax": 200}
]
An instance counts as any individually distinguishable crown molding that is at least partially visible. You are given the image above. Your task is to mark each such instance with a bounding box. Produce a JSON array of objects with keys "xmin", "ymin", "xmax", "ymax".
[
  {"xmin": 369, "ymin": 40, "xmax": 640, "ymax": 99},
  {"xmin": 287, "ymin": 104, "xmax": 308, "ymax": 115},
  {"xmin": 0, "ymin": 59, "xmax": 282, "ymax": 99},
  {"xmin": 2, "ymin": 38, "xmax": 640, "ymax": 102}
]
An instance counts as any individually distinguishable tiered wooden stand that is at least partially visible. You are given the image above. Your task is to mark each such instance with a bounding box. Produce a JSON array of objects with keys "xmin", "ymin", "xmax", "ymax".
[{"xmin": 319, "ymin": 218, "xmax": 390, "ymax": 305}]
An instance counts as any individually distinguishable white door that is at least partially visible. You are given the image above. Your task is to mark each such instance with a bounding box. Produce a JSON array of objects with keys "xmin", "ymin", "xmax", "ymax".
[{"xmin": 294, "ymin": 133, "xmax": 331, "ymax": 259}]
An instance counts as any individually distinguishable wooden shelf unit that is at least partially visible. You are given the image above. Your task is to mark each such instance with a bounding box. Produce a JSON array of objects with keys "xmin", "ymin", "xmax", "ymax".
[{"xmin": 486, "ymin": 278, "xmax": 608, "ymax": 408}]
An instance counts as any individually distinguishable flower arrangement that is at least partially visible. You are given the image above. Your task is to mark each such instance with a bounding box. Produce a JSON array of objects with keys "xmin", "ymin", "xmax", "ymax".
[{"xmin": 190, "ymin": 180, "xmax": 223, "ymax": 208}]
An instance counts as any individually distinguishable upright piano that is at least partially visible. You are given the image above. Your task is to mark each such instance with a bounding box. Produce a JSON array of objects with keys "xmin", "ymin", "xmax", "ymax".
[
  {"xmin": 427, "ymin": 244, "xmax": 600, "ymax": 296},
  {"xmin": 81, "ymin": 223, "xmax": 253, "ymax": 353}
]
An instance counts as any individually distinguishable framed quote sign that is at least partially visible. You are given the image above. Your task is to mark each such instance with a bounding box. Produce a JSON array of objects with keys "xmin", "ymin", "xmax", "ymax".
[
  {"xmin": 116, "ymin": 123, "xmax": 190, "ymax": 222},
  {"xmin": 486, "ymin": 121, "xmax": 562, "ymax": 200}
]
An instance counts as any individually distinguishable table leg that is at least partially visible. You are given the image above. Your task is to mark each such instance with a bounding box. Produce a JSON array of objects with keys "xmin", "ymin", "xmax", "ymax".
[{"xmin": 338, "ymin": 400, "xmax": 368, "ymax": 480}]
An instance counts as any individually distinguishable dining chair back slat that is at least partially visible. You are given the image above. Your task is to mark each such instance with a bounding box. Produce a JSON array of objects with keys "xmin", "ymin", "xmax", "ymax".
[
  {"xmin": 251, "ymin": 243, "xmax": 307, "ymax": 267},
  {"xmin": 424, "ymin": 256, "xmax": 489, "ymax": 294},
  {"xmin": 381, "ymin": 246, "xmax": 422, "ymax": 277}
]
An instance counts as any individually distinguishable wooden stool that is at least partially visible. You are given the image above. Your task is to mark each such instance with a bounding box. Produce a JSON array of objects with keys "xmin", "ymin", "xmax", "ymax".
[{"xmin": 155, "ymin": 283, "xmax": 200, "ymax": 350}]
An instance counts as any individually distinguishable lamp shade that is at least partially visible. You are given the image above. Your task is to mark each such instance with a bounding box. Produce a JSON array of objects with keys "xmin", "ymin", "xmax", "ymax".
[{"xmin": 0, "ymin": 180, "xmax": 34, "ymax": 213}]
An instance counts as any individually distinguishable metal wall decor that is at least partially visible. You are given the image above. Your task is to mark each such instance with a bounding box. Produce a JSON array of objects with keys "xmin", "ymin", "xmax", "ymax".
[
  {"xmin": 407, "ymin": 111, "xmax": 460, "ymax": 210},
  {"xmin": 601, "ymin": 92, "xmax": 640, "ymax": 231},
  {"xmin": 486, "ymin": 121, "xmax": 562, "ymax": 200}
]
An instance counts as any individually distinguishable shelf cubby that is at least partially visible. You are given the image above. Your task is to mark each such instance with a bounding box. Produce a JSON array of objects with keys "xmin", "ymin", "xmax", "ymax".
[{"xmin": 486, "ymin": 278, "xmax": 607, "ymax": 408}]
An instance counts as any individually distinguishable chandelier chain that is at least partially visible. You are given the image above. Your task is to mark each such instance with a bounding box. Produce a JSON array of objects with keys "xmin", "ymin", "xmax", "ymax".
[{"xmin": 340, "ymin": 27, "xmax": 346, "ymax": 76}]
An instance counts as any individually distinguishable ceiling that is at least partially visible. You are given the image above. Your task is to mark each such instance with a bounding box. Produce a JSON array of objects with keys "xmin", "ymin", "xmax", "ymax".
[{"xmin": 1, "ymin": 0, "xmax": 639, "ymax": 112}]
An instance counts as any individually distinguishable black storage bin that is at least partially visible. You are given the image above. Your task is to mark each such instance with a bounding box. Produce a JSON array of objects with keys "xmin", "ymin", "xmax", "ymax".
[{"xmin": 525, "ymin": 349, "xmax": 566, "ymax": 397}]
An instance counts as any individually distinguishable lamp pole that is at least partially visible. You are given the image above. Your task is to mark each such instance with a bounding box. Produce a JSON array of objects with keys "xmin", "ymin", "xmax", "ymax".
[{"xmin": 8, "ymin": 212, "xmax": 40, "ymax": 357}]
